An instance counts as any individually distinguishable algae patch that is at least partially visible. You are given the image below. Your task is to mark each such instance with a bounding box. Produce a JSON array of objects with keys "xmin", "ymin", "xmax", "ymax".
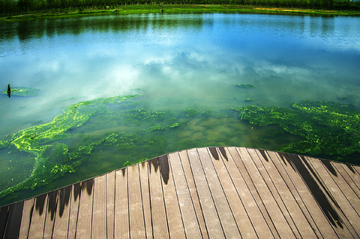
[
  {"xmin": 2, "ymin": 87, "xmax": 40, "ymax": 97},
  {"xmin": 234, "ymin": 100, "xmax": 360, "ymax": 157},
  {"xmin": 0, "ymin": 94, "xmax": 140, "ymax": 199},
  {"xmin": 236, "ymin": 84, "xmax": 255, "ymax": 88}
]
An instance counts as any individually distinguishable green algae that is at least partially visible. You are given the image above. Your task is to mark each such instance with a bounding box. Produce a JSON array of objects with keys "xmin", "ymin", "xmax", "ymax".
[
  {"xmin": 0, "ymin": 94, "xmax": 140, "ymax": 199},
  {"xmin": 234, "ymin": 100, "xmax": 360, "ymax": 157},
  {"xmin": 3, "ymin": 94, "xmax": 360, "ymax": 203},
  {"xmin": 184, "ymin": 109, "xmax": 199, "ymax": 117},
  {"xmin": 2, "ymin": 87, "xmax": 40, "ymax": 97},
  {"xmin": 122, "ymin": 158, "xmax": 148, "ymax": 167},
  {"xmin": 236, "ymin": 84, "xmax": 255, "ymax": 88},
  {"xmin": 149, "ymin": 126, "xmax": 167, "ymax": 131},
  {"xmin": 245, "ymin": 98, "xmax": 254, "ymax": 102}
]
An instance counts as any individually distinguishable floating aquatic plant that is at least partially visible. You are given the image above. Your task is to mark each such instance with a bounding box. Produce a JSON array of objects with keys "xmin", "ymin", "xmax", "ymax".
[
  {"xmin": 234, "ymin": 100, "xmax": 360, "ymax": 157},
  {"xmin": 236, "ymin": 84, "xmax": 254, "ymax": 88},
  {"xmin": 1, "ymin": 87, "xmax": 40, "ymax": 97},
  {"xmin": 0, "ymin": 94, "xmax": 140, "ymax": 199},
  {"xmin": 184, "ymin": 109, "xmax": 199, "ymax": 117}
]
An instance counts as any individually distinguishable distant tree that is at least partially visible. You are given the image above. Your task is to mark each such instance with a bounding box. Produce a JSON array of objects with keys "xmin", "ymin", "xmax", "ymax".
[{"xmin": 18, "ymin": 0, "xmax": 33, "ymax": 11}]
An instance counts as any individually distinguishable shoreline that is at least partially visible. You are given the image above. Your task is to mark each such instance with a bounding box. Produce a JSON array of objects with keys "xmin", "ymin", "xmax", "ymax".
[{"xmin": 1, "ymin": 5, "xmax": 360, "ymax": 23}]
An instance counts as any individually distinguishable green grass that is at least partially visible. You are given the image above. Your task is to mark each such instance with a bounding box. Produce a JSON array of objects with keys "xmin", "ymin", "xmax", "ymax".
[{"xmin": 1, "ymin": 5, "xmax": 360, "ymax": 23}]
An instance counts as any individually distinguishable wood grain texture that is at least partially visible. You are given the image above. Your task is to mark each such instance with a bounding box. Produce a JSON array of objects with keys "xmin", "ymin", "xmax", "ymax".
[
  {"xmin": 249, "ymin": 148, "xmax": 305, "ymax": 238},
  {"xmin": 148, "ymin": 158, "xmax": 169, "ymax": 239},
  {"xmin": 197, "ymin": 147, "xmax": 241, "ymax": 238},
  {"xmin": 67, "ymin": 184, "xmax": 81, "ymax": 239},
  {"xmin": 187, "ymin": 148, "xmax": 225, "ymax": 239},
  {"xmin": 106, "ymin": 171, "xmax": 115, "ymax": 239},
  {"xmin": 127, "ymin": 164, "xmax": 146, "ymax": 239},
  {"xmin": 114, "ymin": 169, "xmax": 129, "ymax": 239},
  {"xmin": 43, "ymin": 190, "xmax": 59, "ymax": 239},
  {"xmin": 92, "ymin": 174, "xmax": 107, "ymax": 239},
  {"xmin": 160, "ymin": 154, "xmax": 186, "ymax": 239},
  {"xmin": 52, "ymin": 186, "xmax": 72, "ymax": 239},
  {"xmin": 224, "ymin": 147, "xmax": 273, "ymax": 239},
  {"xmin": 179, "ymin": 150, "xmax": 209, "ymax": 239},
  {"xmin": 209, "ymin": 147, "xmax": 257, "ymax": 238},
  {"xmin": 275, "ymin": 152, "xmax": 340, "ymax": 238},
  {"xmin": 3, "ymin": 147, "xmax": 360, "ymax": 239},
  {"xmin": 18, "ymin": 198, "xmax": 34, "ymax": 239},
  {"xmin": 76, "ymin": 179, "xmax": 94, "ymax": 239},
  {"xmin": 139, "ymin": 162, "xmax": 152, "ymax": 239},
  {"xmin": 168, "ymin": 152, "xmax": 202, "ymax": 238},
  {"xmin": 28, "ymin": 194, "xmax": 48, "ymax": 239},
  {"xmin": 306, "ymin": 156, "xmax": 360, "ymax": 237}
]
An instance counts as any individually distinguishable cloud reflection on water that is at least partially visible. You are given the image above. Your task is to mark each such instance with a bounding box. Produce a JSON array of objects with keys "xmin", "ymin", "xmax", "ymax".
[{"xmin": 0, "ymin": 13, "xmax": 360, "ymax": 140}]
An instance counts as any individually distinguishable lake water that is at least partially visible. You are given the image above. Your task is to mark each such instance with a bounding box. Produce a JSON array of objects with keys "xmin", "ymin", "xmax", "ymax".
[{"xmin": 1, "ymin": 13, "xmax": 360, "ymax": 205}]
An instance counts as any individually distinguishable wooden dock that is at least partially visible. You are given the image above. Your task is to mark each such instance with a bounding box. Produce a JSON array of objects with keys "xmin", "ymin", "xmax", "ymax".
[{"xmin": 1, "ymin": 147, "xmax": 360, "ymax": 238}]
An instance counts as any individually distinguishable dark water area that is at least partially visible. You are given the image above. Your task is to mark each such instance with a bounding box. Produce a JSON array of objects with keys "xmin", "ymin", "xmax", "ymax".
[{"xmin": 0, "ymin": 13, "xmax": 360, "ymax": 205}]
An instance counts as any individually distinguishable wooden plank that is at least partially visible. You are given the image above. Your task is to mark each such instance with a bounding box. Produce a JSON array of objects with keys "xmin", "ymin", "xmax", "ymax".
[
  {"xmin": 91, "ymin": 174, "xmax": 107, "ymax": 239},
  {"xmin": 114, "ymin": 169, "xmax": 129, "ymax": 239},
  {"xmin": 0, "ymin": 205, "xmax": 9, "ymax": 238},
  {"xmin": 139, "ymin": 162, "xmax": 152, "ymax": 239},
  {"xmin": 229, "ymin": 147, "xmax": 280, "ymax": 238},
  {"xmin": 127, "ymin": 164, "xmax": 146, "ymax": 239},
  {"xmin": 340, "ymin": 163, "xmax": 360, "ymax": 189},
  {"xmin": 237, "ymin": 147, "xmax": 295, "ymax": 238},
  {"xmin": 168, "ymin": 152, "xmax": 202, "ymax": 238},
  {"xmin": 224, "ymin": 147, "xmax": 273, "ymax": 238},
  {"xmin": 283, "ymin": 153, "xmax": 346, "ymax": 238},
  {"xmin": 147, "ymin": 157, "xmax": 169, "ymax": 239},
  {"xmin": 306, "ymin": 156, "xmax": 360, "ymax": 237},
  {"xmin": 52, "ymin": 185, "xmax": 72, "ymax": 239},
  {"xmin": 106, "ymin": 171, "xmax": 115, "ymax": 239},
  {"xmin": 197, "ymin": 147, "xmax": 241, "ymax": 238},
  {"xmin": 332, "ymin": 163, "xmax": 360, "ymax": 199},
  {"xmin": 325, "ymin": 161, "xmax": 360, "ymax": 214},
  {"xmin": 68, "ymin": 183, "xmax": 81, "ymax": 239},
  {"xmin": 239, "ymin": 148, "xmax": 296, "ymax": 238},
  {"xmin": 354, "ymin": 165, "xmax": 360, "ymax": 175},
  {"xmin": 247, "ymin": 148, "xmax": 306, "ymax": 238},
  {"xmin": 179, "ymin": 150, "xmax": 209, "ymax": 239},
  {"xmin": 76, "ymin": 179, "xmax": 94, "ymax": 239},
  {"xmin": 19, "ymin": 198, "xmax": 35, "ymax": 239},
  {"xmin": 265, "ymin": 150, "xmax": 325, "ymax": 238},
  {"xmin": 249, "ymin": 148, "xmax": 304, "ymax": 238},
  {"xmin": 253, "ymin": 149, "xmax": 318, "ymax": 238},
  {"xmin": 207, "ymin": 147, "xmax": 257, "ymax": 238},
  {"xmin": 3, "ymin": 201, "xmax": 24, "ymax": 239},
  {"xmin": 28, "ymin": 194, "xmax": 48, "ymax": 239},
  {"xmin": 43, "ymin": 190, "xmax": 59, "ymax": 238},
  {"xmin": 159, "ymin": 155, "xmax": 186, "ymax": 239},
  {"xmin": 186, "ymin": 148, "xmax": 225, "ymax": 239}
]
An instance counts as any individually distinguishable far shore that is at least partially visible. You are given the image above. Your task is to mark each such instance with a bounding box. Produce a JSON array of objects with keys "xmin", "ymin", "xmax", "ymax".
[{"xmin": 1, "ymin": 4, "xmax": 360, "ymax": 23}]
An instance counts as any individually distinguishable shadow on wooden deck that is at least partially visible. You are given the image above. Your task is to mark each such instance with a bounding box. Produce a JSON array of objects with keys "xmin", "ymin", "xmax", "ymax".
[{"xmin": 1, "ymin": 147, "xmax": 360, "ymax": 238}]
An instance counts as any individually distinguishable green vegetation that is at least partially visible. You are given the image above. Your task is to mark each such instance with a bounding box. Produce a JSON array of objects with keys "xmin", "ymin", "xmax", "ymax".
[
  {"xmin": 1, "ymin": 3, "xmax": 360, "ymax": 23},
  {"xmin": 0, "ymin": 94, "xmax": 139, "ymax": 199},
  {"xmin": 122, "ymin": 158, "xmax": 148, "ymax": 167},
  {"xmin": 184, "ymin": 109, "xmax": 199, "ymax": 117},
  {"xmin": 1, "ymin": 87, "xmax": 40, "ymax": 96},
  {"xmin": 2, "ymin": 93, "xmax": 360, "ymax": 204},
  {"xmin": 236, "ymin": 84, "xmax": 255, "ymax": 88},
  {"xmin": 234, "ymin": 100, "xmax": 360, "ymax": 158},
  {"xmin": 245, "ymin": 98, "xmax": 254, "ymax": 102}
]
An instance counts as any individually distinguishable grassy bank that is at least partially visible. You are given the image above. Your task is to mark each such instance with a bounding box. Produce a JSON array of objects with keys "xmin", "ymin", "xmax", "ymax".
[{"xmin": 1, "ymin": 5, "xmax": 360, "ymax": 23}]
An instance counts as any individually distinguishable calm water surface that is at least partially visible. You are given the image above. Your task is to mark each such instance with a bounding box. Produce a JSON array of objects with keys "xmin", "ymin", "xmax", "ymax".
[{"xmin": 0, "ymin": 13, "xmax": 360, "ymax": 205}]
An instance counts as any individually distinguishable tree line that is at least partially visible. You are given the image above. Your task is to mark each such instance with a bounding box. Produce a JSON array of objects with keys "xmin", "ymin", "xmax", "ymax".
[{"xmin": 1, "ymin": 0, "xmax": 359, "ymax": 15}]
